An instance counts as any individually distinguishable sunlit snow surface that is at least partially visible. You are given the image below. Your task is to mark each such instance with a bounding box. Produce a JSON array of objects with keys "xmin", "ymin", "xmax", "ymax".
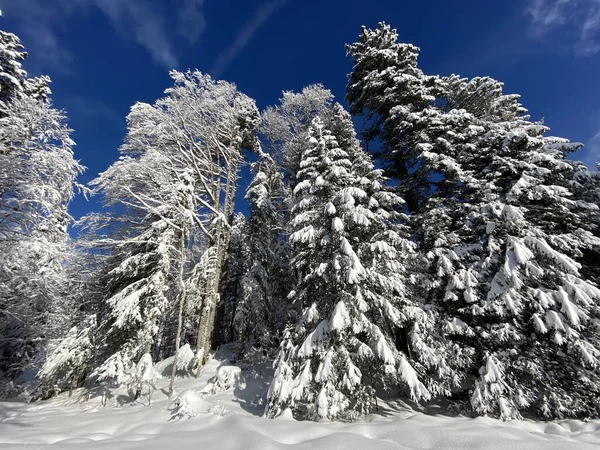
[{"xmin": 1, "ymin": 348, "xmax": 600, "ymax": 449}]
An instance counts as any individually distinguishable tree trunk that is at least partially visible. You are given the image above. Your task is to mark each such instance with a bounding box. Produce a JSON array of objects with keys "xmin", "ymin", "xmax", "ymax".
[
  {"xmin": 209, "ymin": 157, "xmax": 239, "ymax": 349},
  {"xmin": 194, "ymin": 153, "xmax": 241, "ymax": 372},
  {"xmin": 194, "ymin": 241, "xmax": 219, "ymax": 377},
  {"xmin": 393, "ymin": 154, "xmax": 419, "ymax": 213},
  {"xmin": 69, "ymin": 373, "xmax": 77, "ymax": 398},
  {"xmin": 168, "ymin": 231, "xmax": 188, "ymax": 397},
  {"xmin": 213, "ymin": 231, "xmax": 232, "ymax": 348}
]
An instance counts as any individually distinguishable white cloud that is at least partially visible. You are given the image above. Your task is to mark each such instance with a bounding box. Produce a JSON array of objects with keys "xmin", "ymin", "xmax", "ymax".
[
  {"xmin": 526, "ymin": 0, "xmax": 600, "ymax": 55},
  {"xmin": 210, "ymin": 0, "xmax": 288, "ymax": 78},
  {"xmin": 2, "ymin": 0, "xmax": 207, "ymax": 71}
]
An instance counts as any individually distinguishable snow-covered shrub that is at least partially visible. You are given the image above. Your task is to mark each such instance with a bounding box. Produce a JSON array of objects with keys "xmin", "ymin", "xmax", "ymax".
[
  {"xmin": 170, "ymin": 389, "xmax": 203, "ymax": 419},
  {"xmin": 201, "ymin": 365, "xmax": 243, "ymax": 394},
  {"xmin": 129, "ymin": 353, "xmax": 156, "ymax": 405},
  {"xmin": 208, "ymin": 401, "xmax": 231, "ymax": 417},
  {"xmin": 92, "ymin": 345, "xmax": 136, "ymax": 387},
  {"xmin": 175, "ymin": 344, "xmax": 195, "ymax": 371}
]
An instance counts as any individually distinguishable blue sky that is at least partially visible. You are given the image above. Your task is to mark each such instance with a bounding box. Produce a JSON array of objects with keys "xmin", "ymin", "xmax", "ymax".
[{"xmin": 1, "ymin": 0, "xmax": 600, "ymax": 220}]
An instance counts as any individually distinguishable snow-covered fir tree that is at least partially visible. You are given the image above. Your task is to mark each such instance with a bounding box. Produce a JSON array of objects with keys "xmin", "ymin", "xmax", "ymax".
[
  {"xmin": 347, "ymin": 22, "xmax": 600, "ymax": 419},
  {"xmin": 346, "ymin": 23, "xmax": 438, "ymax": 213},
  {"xmin": 265, "ymin": 107, "xmax": 427, "ymax": 420},
  {"xmin": 37, "ymin": 315, "xmax": 96, "ymax": 397},
  {"xmin": 220, "ymin": 214, "xmax": 250, "ymax": 345},
  {"xmin": 454, "ymin": 100, "xmax": 600, "ymax": 420},
  {"xmin": 233, "ymin": 151, "xmax": 293, "ymax": 356},
  {"xmin": 0, "ymin": 31, "xmax": 50, "ymax": 111}
]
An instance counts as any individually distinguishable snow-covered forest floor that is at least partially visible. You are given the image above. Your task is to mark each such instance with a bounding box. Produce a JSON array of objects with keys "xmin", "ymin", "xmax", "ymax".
[{"xmin": 1, "ymin": 347, "xmax": 599, "ymax": 450}]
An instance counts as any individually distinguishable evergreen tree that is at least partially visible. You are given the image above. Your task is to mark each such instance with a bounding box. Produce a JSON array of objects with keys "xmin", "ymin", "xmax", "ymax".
[
  {"xmin": 98, "ymin": 209, "xmax": 177, "ymax": 369},
  {"xmin": 37, "ymin": 315, "xmax": 96, "ymax": 398},
  {"xmin": 265, "ymin": 109, "xmax": 426, "ymax": 420},
  {"xmin": 234, "ymin": 151, "xmax": 292, "ymax": 356},
  {"xmin": 220, "ymin": 214, "xmax": 250, "ymax": 345},
  {"xmin": 453, "ymin": 104, "xmax": 600, "ymax": 420},
  {"xmin": 0, "ymin": 31, "xmax": 49, "ymax": 111},
  {"xmin": 347, "ymin": 23, "xmax": 600, "ymax": 419},
  {"xmin": 346, "ymin": 23, "xmax": 437, "ymax": 212}
]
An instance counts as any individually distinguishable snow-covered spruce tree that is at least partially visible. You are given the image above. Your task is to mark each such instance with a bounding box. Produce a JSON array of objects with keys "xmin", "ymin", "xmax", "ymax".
[
  {"xmin": 84, "ymin": 116, "xmax": 198, "ymax": 386},
  {"xmin": 0, "ymin": 30, "xmax": 28, "ymax": 107},
  {"xmin": 346, "ymin": 22, "xmax": 438, "ymax": 213},
  {"xmin": 0, "ymin": 31, "xmax": 83, "ymax": 384},
  {"xmin": 233, "ymin": 151, "xmax": 292, "ymax": 357},
  {"xmin": 0, "ymin": 31, "xmax": 49, "ymax": 112},
  {"xmin": 454, "ymin": 105, "xmax": 600, "ymax": 420},
  {"xmin": 265, "ymin": 110, "xmax": 427, "ymax": 420},
  {"xmin": 221, "ymin": 214, "xmax": 251, "ymax": 345},
  {"xmin": 556, "ymin": 159, "xmax": 600, "ymax": 285},
  {"xmin": 346, "ymin": 23, "xmax": 470, "ymax": 399},
  {"xmin": 37, "ymin": 315, "xmax": 96, "ymax": 398},
  {"xmin": 347, "ymin": 23, "xmax": 600, "ymax": 419}
]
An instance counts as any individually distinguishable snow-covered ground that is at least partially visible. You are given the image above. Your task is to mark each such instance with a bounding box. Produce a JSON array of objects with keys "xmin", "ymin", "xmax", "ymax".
[{"xmin": 1, "ymin": 349, "xmax": 599, "ymax": 450}]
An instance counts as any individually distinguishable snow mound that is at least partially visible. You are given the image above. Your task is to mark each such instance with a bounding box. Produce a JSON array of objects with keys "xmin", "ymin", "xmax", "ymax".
[{"xmin": 170, "ymin": 389, "xmax": 212, "ymax": 419}]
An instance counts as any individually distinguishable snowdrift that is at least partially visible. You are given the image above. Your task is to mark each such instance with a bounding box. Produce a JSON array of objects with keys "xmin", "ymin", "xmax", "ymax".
[{"xmin": 1, "ymin": 348, "xmax": 599, "ymax": 449}]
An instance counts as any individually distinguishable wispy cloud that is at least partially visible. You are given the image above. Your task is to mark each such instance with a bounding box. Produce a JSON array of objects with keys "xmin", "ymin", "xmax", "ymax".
[
  {"xmin": 92, "ymin": 0, "xmax": 179, "ymax": 69},
  {"xmin": 1, "ymin": 0, "xmax": 207, "ymax": 72},
  {"xmin": 65, "ymin": 96, "xmax": 124, "ymax": 129},
  {"xmin": 526, "ymin": 0, "xmax": 600, "ymax": 55},
  {"xmin": 210, "ymin": 0, "xmax": 288, "ymax": 78},
  {"xmin": 176, "ymin": 0, "xmax": 206, "ymax": 43},
  {"xmin": 585, "ymin": 129, "xmax": 600, "ymax": 166},
  {"xmin": 1, "ymin": 0, "xmax": 76, "ymax": 74}
]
